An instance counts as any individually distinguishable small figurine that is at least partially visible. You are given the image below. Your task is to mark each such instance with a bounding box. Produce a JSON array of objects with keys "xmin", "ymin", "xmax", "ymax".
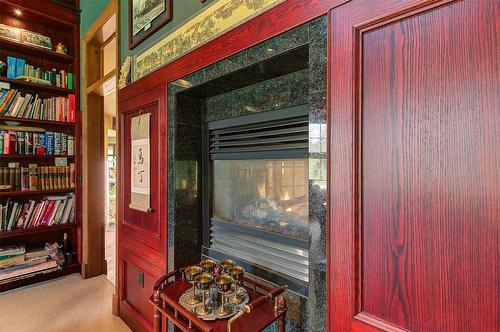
[{"xmin": 55, "ymin": 42, "xmax": 69, "ymax": 54}]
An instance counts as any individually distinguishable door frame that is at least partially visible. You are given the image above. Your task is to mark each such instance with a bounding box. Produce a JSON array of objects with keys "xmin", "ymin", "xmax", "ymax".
[{"xmin": 81, "ymin": 0, "xmax": 121, "ymax": 315}]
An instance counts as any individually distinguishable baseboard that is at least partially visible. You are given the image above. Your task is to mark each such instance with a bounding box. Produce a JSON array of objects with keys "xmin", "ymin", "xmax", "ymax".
[{"xmin": 112, "ymin": 292, "xmax": 120, "ymax": 316}]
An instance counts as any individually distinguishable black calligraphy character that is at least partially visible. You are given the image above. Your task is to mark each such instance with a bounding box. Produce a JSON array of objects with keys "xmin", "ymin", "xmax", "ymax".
[
  {"xmin": 137, "ymin": 170, "xmax": 145, "ymax": 182},
  {"xmin": 138, "ymin": 147, "xmax": 144, "ymax": 164}
]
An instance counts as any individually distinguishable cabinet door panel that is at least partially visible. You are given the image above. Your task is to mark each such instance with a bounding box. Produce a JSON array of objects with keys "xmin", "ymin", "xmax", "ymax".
[
  {"xmin": 329, "ymin": 1, "xmax": 499, "ymax": 331},
  {"xmin": 118, "ymin": 85, "xmax": 167, "ymax": 331}
]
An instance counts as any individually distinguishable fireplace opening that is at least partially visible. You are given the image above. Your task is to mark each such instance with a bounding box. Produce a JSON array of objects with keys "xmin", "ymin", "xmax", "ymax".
[{"xmin": 203, "ymin": 105, "xmax": 310, "ymax": 295}]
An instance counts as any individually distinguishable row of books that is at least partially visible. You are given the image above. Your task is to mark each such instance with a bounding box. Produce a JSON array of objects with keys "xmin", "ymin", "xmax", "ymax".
[
  {"xmin": 6, "ymin": 56, "xmax": 74, "ymax": 89},
  {"xmin": 0, "ymin": 88, "xmax": 76, "ymax": 122},
  {"xmin": 0, "ymin": 194, "xmax": 75, "ymax": 232},
  {"xmin": 0, "ymin": 130, "xmax": 75, "ymax": 155},
  {"xmin": 0, "ymin": 245, "xmax": 60, "ymax": 284},
  {"xmin": 0, "ymin": 164, "xmax": 76, "ymax": 192}
]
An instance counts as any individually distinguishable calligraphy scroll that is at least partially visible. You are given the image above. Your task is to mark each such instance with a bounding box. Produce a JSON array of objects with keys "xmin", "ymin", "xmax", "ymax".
[{"xmin": 129, "ymin": 112, "xmax": 151, "ymax": 212}]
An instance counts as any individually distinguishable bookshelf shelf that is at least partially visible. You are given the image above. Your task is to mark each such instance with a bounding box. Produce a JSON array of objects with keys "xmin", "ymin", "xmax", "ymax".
[
  {"xmin": 0, "ymin": 115, "xmax": 76, "ymax": 126},
  {"xmin": 0, "ymin": 154, "xmax": 75, "ymax": 159},
  {"xmin": 0, "ymin": 38, "xmax": 75, "ymax": 64},
  {"xmin": 0, "ymin": 223, "xmax": 76, "ymax": 239},
  {"xmin": 0, "ymin": 263, "xmax": 80, "ymax": 292},
  {"xmin": 0, "ymin": 77, "xmax": 74, "ymax": 95},
  {"xmin": 0, "ymin": 189, "xmax": 74, "ymax": 197}
]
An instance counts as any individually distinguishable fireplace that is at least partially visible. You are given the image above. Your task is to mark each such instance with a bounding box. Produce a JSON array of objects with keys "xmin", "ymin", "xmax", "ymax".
[
  {"xmin": 167, "ymin": 16, "xmax": 327, "ymax": 331},
  {"xmin": 203, "ymin": 106, "xmax": 310, "ymax": 295}
]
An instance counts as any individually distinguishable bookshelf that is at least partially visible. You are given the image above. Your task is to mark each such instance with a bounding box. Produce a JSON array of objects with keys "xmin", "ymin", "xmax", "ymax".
[
  {"xmin": 0, "ymin": 0, "xmax": 80, "ymax": 291},
  {"xmin": 0, "ymin": 223, "xmax": 76, "ymax": 239},
  {"xmin": 0, "ymin": 115, "xmax": 76, "ymax": 126},
  {"xmin": 0, "ymin": 77, "xmax": 74, "ymax": 94}
]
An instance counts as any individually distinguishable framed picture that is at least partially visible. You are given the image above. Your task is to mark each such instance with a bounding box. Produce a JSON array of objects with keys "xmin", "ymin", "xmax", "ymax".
[
  {"xmin": 129, "ymin": 0, "xmax": 173, "ymax": 49},
  {"xmin": 21, "ymin": 30, "xmax": 52, "ymax": 50},
  {"xmin": 0, "ymin": 23, "xmax": 21, "ymax": 42}
]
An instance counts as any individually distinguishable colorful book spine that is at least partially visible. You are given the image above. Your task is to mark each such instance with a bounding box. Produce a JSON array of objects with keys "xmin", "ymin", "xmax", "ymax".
[{"xmin": 6, "ymin": 57, "xmax": 16, "ymax": 79}]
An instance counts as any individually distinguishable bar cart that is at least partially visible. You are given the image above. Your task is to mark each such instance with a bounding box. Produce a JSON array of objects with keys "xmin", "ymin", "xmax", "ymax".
[{"xmin": 150, "ymin": 267, "xmax": 288, "ymax": 332}]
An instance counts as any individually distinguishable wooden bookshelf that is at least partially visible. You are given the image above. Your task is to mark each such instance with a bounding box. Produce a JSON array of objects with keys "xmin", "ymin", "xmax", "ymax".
[
  {"xmin": 0, "ymin": 115, "xmax": 75, "ymax": 126},
  {"xmin": 0, "ymin": 223, "xmax": 75, "ymax": 239},
  {"xmin": 0, "ymin": 263, "xmax": 80, "ymax": 292},
  {"xmin": 0, "ymin": 38, "xmax": 74, "ymax": 64},
  {"xmin": 0, "ymin": 189, "xmax": 74, "ymax": 197},
  {"xmin": 0, "ymin": 154, "xmax": 75, "ymax": 159},
  {"xmin": 0, "ymin": 77, "xmax": 74, "ymax": 94},
  {"xmin": 0, "ymin": 0, "xmax": 81, "ymax": 291}
]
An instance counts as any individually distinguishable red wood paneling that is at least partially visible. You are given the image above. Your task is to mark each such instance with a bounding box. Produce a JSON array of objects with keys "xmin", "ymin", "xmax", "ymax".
[
  {"xmin": 118, "ymin": 85, "xmax": 167, "ymax": 331},
  {"xmin": 330, "ymin": 0, "xmax": 499, "ymax": 331},
  {"xmin": 118, "ymin": 0, "xmax": 500, "ymax": 331}
]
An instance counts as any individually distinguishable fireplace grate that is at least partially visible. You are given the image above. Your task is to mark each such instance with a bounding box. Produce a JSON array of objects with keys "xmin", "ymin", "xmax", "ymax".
[{"xmin": 208, "ymin": 104, "xmax": 309, "ymax": 160}]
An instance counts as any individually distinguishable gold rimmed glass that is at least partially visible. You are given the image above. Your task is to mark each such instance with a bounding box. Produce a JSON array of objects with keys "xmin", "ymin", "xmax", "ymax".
[
  {"xmin": 200, "ymin": 259, "xmax": 215, "ymax": 273},
  {"xmin": 214, "ymin": 274, "xmax": 233, "ymax": 317},
  {"xmin": 184, "ymin": 265, "xmax": 203, "ymax": 305},
  {"xmin": 194, "ymin": 273, "xmax": 213, "ymax": 316},
  {"xmin": 228, "ymin": 266, "xmax": 245, "ymax": 304}
]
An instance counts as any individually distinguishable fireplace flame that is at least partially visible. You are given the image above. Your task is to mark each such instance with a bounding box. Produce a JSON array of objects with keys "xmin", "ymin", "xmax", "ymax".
[
  {"xmin": 258, "ymin": 183, "xmax": 266, "ymax": 198},
  {"xmin": 283, "ymin": 191, "xmax": 290, "ymax": 201}
]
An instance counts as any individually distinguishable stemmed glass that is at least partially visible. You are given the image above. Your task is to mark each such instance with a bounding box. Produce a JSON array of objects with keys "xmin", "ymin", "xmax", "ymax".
[
  {"xmin": 184, "ymin": 265, "xmax": 203, "ymax": 305},
  {"xmin": 219, "ymin": 259, "xmax": 235, "ymax": 273},
  {"xmin": 219, "ymin": 259, "xmax": 235, "ymax": 295},
  {"xmin": 214, "ymin": 274, "xmax": 233, "ymax": 317},
  {"xmin": 200, "ymin": 259, "xmax": 215, "ymax": 273},
  {"xmin": 228, "ymin": 266, "xmax": 245, "ymax": 304},
  {"xmin": 194, "ymin": 273, "xmax": 214, "ymax": 316}
]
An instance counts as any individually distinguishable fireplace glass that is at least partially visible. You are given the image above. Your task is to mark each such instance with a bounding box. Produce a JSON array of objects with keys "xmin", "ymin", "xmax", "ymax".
[{"xmin": 212, "ymin": 159, "xmax": 309, "ymax": 240}]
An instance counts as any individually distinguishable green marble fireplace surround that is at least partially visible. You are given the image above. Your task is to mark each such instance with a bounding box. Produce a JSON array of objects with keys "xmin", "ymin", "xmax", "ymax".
[{"xmin": 166, "ymin": 16, "xmax": 327, "ymax": 331}]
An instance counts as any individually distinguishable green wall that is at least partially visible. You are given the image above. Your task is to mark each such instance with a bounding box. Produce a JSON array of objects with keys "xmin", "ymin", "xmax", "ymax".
[
  {"xmin": 80, "ymin": 0, "xmax": 113, "ymax": 36},
  {"xmin": 120, "ymin": 0, "xmax": 215, "ymax": 63},
  {"xmin": 80, "ymin": 0, "xmax": 215, "ymax": 69}
]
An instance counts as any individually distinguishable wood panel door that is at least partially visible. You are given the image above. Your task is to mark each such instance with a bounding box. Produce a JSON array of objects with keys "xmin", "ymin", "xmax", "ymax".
[
  {"xmin": 118, "ymin": 85, "xmax": 167, "ymax": 332},
  {"xmin": 329, "ymin": 0, "xmax": 499, "ymax": 331}
]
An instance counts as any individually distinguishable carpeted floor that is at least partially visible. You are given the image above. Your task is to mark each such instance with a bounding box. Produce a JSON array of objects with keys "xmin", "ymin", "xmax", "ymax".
[{"xmin": 0, "ymin": 274, "xmax": 131, "ymax": 332}]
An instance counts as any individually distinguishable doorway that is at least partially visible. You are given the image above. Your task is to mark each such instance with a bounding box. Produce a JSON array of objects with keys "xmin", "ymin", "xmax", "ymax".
[{"xmin": 81, "ymin": 0, "xmax": 119, "ymax": 302}]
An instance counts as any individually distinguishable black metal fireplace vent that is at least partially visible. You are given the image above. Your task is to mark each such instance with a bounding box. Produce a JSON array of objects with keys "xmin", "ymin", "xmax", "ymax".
[
  {"xmin": 208, "ymin": 104, "xmax": 309, "ymax": 160},
  {"xmin": 203, "ymin": 104, "xmax": 310, "ymax": 297}
]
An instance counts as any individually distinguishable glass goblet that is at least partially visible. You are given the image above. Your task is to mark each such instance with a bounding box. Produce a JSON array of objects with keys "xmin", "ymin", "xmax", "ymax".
[
  {"xmin": 214, "ymin": 274, "xmax": 233, "ymax": 317},
  {"xmin": 228, "ymin": 266, "xmax": 245, "ymax": 305},
  {"xmin": 194, "ymin": 273, "xmax": 214, "ymax": 316},
  {"xmin": 184, "ymin": 265, "xmax": 203, "ymax": 305}
]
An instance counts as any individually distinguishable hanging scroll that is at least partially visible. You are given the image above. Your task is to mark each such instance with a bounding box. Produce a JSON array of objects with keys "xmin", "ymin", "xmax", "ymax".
[{"xmin": 129, "ymin": 112, "xmax": 151, "ymax": 212}]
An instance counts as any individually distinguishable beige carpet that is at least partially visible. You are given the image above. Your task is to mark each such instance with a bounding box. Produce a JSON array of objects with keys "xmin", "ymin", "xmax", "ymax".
[{"xmin": 0, "ymin": 274, "xmax": 131, "ymax": 332}]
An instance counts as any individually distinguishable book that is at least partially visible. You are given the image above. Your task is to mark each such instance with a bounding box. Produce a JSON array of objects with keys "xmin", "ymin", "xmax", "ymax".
[
  {"xmin": 25, "ymin": 247, "xmax": 49, "ymax": 260},
  {"xmin": 46, "ymin": 132, "xmax": 54, "ymax": 155},
  {"xmin": 61, "ymin": 133, "xmax": 68, "ymax": 155},
  {"xmin": 67, "ymin": 135, "xmax": 74, "ymax": 155},
  {"xmin": 0, "ymin": 254, "xmax": 24, "ymax": 269},
  {"xmin": 29, "ymin": 167, "xmax": 38, "ymax": 191},
  {"xmin": 0, "ymin": 260, "xmax": 58, "ymax": 282},
  {"xmin": 54, "ymin": 132, "xmax": 61, "ymax": 155},
  {"xmin": 16, "ymin": 131, "xmax": 25, "ymax": 154},
  {"xmin": 0, "ymin": 244, "xmax": 25, "ymax": 258},
  {"xmin": 6, "ymin": 56, "xmax": 16, "ymax": 79},
  {"xmin": 21, "ymin": 167, "xmax": 30, "ymax": 191},
  {"xmin": 15, "ymin": 58, "xmax": 26, "ymax": 78}
]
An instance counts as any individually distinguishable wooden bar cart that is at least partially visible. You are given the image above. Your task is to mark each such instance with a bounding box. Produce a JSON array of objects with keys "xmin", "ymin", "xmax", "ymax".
[{"xmin": 150, "ymin": 268, "xmax": 288, "ymax": 332}]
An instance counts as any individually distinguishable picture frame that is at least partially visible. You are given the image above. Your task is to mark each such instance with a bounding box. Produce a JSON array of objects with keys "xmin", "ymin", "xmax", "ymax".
[
  {"xmin": 0, "ymin": 23, "xmax": 21, "ymax": 42},
  {"xmin": 129, "ymin": 0, "xmax": 173, "ymax": 50},
  {"xmin": 21, "ymin": 29, "xmax": 52, "ymax": 50}
]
